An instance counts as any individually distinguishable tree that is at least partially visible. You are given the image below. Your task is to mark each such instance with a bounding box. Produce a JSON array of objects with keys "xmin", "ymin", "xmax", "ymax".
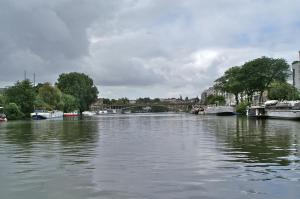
[
  {"xmin": 204, "ymin": 95, "xmax": 226, "ymax": 105},
  {"xmin": 0, "ymin": 94, "xmax": 6, "ymax": 106},
  {"xmin": 116, "ymin": 98, "xmax": 129, "ymax": 105},
  {"xmin": 103, "ymin": 98, "xmax": 111, "ymax": 105},
  {"xmin": 268, "ymin": 82, "xmax": 300, "ymax": 101},
  {"xmin": 5, "ymin": 80, "xmax": 36, "ymax": 117},
  {"xmin": 153, "ymin": 98, "xmax": 161, "ymax": 103},
  {"xmin": 242, "ymin": 57, "xmax": 290, "ymax": 103},
  {"xmin": 3, "ymin": 103, "xmax": 25, "ymax": 120},
  {"xmin": 136, "ymin": 97, "xmax": 151, "ymax": 104},
  {"xmin": 215, "ymin": 66, "xmax": 244, "ymax": 104},
  {"xmin": 61, "ymin": 93, "xmax": 79, "ymax": 112},
  {"xmin": 56, "ymin": 73, "xmax": 98, "ymax": 113},
  {"xmin": 37, "ymin": 82, "xmax": 62, "ymax": 110}
]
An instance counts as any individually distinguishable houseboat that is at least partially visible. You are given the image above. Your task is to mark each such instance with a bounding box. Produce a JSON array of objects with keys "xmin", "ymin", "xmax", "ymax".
[
  {"xmin": 265, "ymin": 100, "xmax": 300, "ymax": 119},
  {"xmin": 31, "ymin": 110, "xmax": 63, "ymax": 120},
  {"xmin": 203, "ymin": 106, "xmax": 235, "ymax": 116}
]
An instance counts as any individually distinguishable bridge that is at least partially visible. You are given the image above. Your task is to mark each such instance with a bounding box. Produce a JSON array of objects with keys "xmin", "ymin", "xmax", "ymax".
[{"xmin": 90, "ymin": 102, "xmax": 195, "ymax": 113}]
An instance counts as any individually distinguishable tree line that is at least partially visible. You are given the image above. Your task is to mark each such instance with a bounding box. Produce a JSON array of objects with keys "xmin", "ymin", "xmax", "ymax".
[
  {"xmin": 214, "ymin": 56, "xmax": 300, "ymax": 106},
  {"xmin": 0, "ymin": 72, "xmax": 98, "ymax": 120}
]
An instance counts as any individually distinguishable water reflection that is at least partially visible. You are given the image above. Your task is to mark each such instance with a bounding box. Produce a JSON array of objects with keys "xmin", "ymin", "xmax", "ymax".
[
  {"xmin": 205, "ymin": 116, "xmax": 299, "ymax": 166},
  {"xmin": 0, "ymin": 114, "xmax": 299, "ymax": 199}
]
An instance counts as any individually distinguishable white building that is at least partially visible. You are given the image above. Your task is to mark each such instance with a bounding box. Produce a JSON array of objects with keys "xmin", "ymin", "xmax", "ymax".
[{"xmin": 292, "ymin": 51, "xmax": 300, "ymax": 91}]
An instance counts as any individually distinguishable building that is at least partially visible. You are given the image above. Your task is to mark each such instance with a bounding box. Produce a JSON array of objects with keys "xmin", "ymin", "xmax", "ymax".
[
  {"xmin": 292, "ymin": 51, "xmax": 300, "ymax": 91},
  {"xmin": 200, "ymin": 86, "xmax": 236, "ymax": 106}
]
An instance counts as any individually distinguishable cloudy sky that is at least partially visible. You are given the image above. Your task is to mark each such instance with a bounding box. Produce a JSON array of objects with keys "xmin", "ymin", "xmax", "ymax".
[{"xmin": 1, "ymin": 0, "xmax": 300, "ymax": 99}]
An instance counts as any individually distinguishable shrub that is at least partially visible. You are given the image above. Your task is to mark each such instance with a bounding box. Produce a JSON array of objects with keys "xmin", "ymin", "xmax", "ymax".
[
  {"xmin": 4, "ymin": 103, "xmax": 25, "ymax": 120},
  {"xmin": 236, "ymin": 101, "xmax": 250, "ymax": 115}
]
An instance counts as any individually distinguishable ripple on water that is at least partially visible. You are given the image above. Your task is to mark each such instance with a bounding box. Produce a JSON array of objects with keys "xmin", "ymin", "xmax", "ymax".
[{"xmin": 0, "ymin": 114, "xmax": 300, "ymax": 199}]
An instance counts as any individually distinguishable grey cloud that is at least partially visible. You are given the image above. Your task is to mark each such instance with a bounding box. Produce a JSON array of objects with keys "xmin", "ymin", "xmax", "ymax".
[{"xmin": 1, "ymin": 0, "xmax": 300, "ymax": 98}]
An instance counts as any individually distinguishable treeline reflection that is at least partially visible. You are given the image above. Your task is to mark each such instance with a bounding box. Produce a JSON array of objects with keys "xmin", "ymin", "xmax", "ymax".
[{"xmin": 204, "ymin": 117, "xmax": 299, "ymax": 166}]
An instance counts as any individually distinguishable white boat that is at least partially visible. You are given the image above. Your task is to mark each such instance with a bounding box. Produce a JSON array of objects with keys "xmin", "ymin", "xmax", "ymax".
[
  {"xmin": 204, "ymin": 106, "xmax": 235, "ymax": 116},
  {"xmin": 265, "ymin": 101, "xmax": 300, "ymax": 119},
  {"xmin": 97, "ymin": 110, "xmax": 108, "ymax": 114},
  {"xmin": 82, "ymin": 111, "xmax": 96, "ymax": 116},
  {"xmin": 31, "ymin": 110, "xmax": 63, "ymax": 120},
  {"xmin": 0, "ymin": 107, "xmax": 7, "ymax": 122},
  {"xmin": 246, "ymin": 106, "xmax": 267, "ymax": 118}
]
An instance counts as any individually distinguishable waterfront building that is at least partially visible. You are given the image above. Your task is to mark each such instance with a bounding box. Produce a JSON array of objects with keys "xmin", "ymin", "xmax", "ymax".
[
  {"xmin": 200, "ymin": 87, "xmax": 235, "ymax": 106},
  {"xmin": 90, "ymin": 98, "xmax": 104, "ymax": 111},
  {"xmin": 292, "ymin": 51, "xmax": 300, "ymax": 91},
  {"xmin": 129, "ymin": 100, "xmax": 136, "ymax": 104}
]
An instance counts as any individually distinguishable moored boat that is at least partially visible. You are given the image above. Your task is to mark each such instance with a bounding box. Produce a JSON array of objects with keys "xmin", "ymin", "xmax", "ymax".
[
  {"xmin": 63, "ymin": 111, "xmax": 80, "ymax": 117},
  {"xmin": 31, "ymin": 110, "xmax": 63, "ymax": 120},
  {"xmin": 265, "ymin": 100, "xmax": 300, "ymax": 119},
  {"xmin": 82, "ymin": 111, "xmax": 96, "ymax": 116},
  {"xmin": 0, "ymin": 107, "xmax": 7, "ymax": 122},
  {"xmin": 204, "ymin": 106, "xmax": 235, "ymax": 116},
  {"xmin": 246, "ymin": 106, "xmax": 266, "ymax": 118}
]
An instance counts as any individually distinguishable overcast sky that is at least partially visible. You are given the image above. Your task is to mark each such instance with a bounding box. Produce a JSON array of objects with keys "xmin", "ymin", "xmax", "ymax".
[{"xmin": 1, "ymin": 0, "xmax": 300, "ymax": 99}]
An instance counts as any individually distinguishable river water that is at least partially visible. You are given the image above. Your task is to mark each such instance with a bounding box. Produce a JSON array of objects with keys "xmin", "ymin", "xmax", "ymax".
[{"xmin": 0, "ymin": 113, "xmax": 299, "ymax": 199}]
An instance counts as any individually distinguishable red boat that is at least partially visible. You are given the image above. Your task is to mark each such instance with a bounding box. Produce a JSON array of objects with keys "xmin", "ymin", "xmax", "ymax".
[{"xmin": 63, "ymin": 111, "xmax": 80, "ymax": 117}]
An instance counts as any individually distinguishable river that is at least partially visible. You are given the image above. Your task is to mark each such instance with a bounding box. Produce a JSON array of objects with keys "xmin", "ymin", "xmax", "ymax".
[{"xmin": 0, "ymin": 113, "xmax": 299, "ymax": 199}]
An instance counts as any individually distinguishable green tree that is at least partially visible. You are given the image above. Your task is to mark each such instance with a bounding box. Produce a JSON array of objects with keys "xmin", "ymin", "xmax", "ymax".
[
  {"xmin": 0, "ymin": 94, "xmax": 6, "ymax": 106},
  {"xmin": 116, "ymin": 98, "xmax": 129, "ymax": 105},
  {"xmin": 153, "ymin": 98, "xmax": 161, "ymax": 103},
  {"xmin": 38, "ymin": 82, "xmax": 62, "ymax": 109},
  {"xmin": 136, "ymin": 97, "xmax": 151, "ymax": 104},
  {"xmin": 236, "ymin": 101, "xmax": 250, "ymax": 115},
  {"xmin": 34, "ymin": 95, "xmax": 52, "ymax": 110},
  {"xmin": 242, "ymin": 57, "xmax": 290, "ymax": 103},
  {"xmin": 56, "ymin": 72, "xmax": 98, "ymax": 113},
  {"xmin": 204, "ymin": 95, "xmax": 226, "ymax": 105},
  {"xmin": 268, "ymin": 82, "xmax": 300, "ymax": 101},
  {"xmin": 61, "ymin": 94, "xmax": 79, "ymax": 112},
  {"xmin": 4, "ymin": 103, "xmax": 25, "ymax": 120},
  {"xmin": 103, "ymin": 98, "xmax": 111, "ymax": 105},
  {"xmin": 215, "ymin": 66, "xmax": 244, "ymax": 104},
  {"xmin": 5, "ymin": 80, "xmax": 36, "ymax": 117}
]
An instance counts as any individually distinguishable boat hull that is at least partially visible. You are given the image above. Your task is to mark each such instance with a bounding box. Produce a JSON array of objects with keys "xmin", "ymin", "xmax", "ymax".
[
  {"xmin": 31, "ymin": 111, "xmax": 63, "ymax": 120},
  {"xmin": 204, "ymin": 106, "xmax": 235, "ymax": 116},
  {"xmin": 63, "ymin": 113, "xmax": 80, "ymax": 117},
  {"xmin": 266, "ymin": 110, "xmax": 300, "ymax": 120},
  {"xmin": 246, "ymin": 106, "xmax": 267, "ymax": 118},
  {"xmin": 0, "ymin": 118, "xmax": 7, "ymax": 122}
]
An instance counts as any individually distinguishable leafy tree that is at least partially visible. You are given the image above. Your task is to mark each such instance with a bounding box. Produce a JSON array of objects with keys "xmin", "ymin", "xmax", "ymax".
[
  {"xmin": 204, "ymin": 95, "xmax": 226, "ymax": 105},
  {"xmin": 5, "ymin": 80, "xmax": 36, "ymax": 117},
  {"xmin": 215, "ymin": 66, "xmax": 244, "ymax": 104},
  {"xmin": 136, "ymin": 97, "xmax": 151, "ymax": 104},
  {"xmin": 34, "ymin": 95, "xmax": 52, "ymax": 110},
  {"xmin": 0, "ymin": 95, "xmax": 6, "ymax": 106},
  {"xmin": 242, "ymin": 57, "xmax": 290, "ymax": 103},
  {"xmin": 56, "ymin": 72, "xmax": 98, "ymax": 113},
  {"xmin": 116, "ymin": 98, "xmax": 129, "ymax": 105},
  {"xmin": 61, "ymin": 93, "xmax": 79, "ymax": 112},
  {"xmin": 38, "ymin": 82, "xmax": 62, "ymax": 109},
  {"xmin": 4, "ymin": 103, "xmax": 25, "ymax": 120},
  {"xmin": 110, "ymin": 99, "xmax": 117, "ymax": 104},
  {"xmin": 103, "ymin": 98, "xmax": 111, "ymax": 105},
  {"xmin": 268, "ymin": 82, "xmax": 300, "ymax": 101},
  {"xmin": 153, "ymin": 98, "xmax": 161, "ymax": 103},
  {"xmin": 236, "ymin": 101, "xmax": 250, "ymax": 115}
]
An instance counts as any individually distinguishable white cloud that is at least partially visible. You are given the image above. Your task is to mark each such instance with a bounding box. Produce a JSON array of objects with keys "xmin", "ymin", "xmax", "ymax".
[{"xmin": 1, "ymin": 0, "xmax": 300, "ymax": 98}]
